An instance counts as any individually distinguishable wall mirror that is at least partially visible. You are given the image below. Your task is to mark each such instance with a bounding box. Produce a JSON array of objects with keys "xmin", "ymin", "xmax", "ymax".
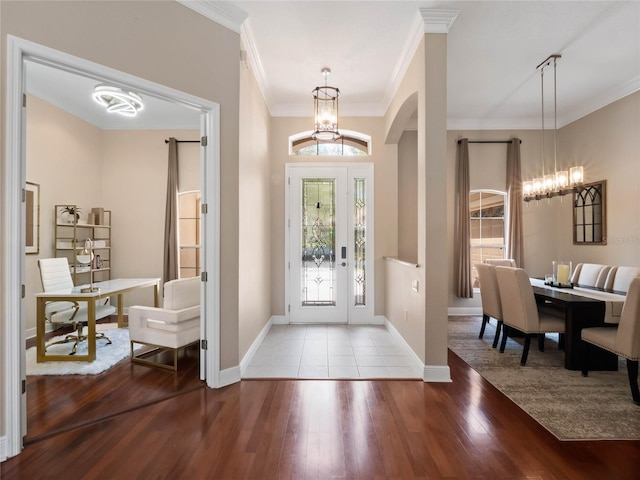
[
  {"xmin": 26, "ymin": 181, "xmax": 40, "ymax": 254},
  {"xmin": 573, "ymin": 180, "xmax": 606, "ymax": 245}
]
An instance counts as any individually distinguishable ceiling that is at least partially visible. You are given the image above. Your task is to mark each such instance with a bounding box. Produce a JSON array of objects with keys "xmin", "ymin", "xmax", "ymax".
[{"xmin": 25, "ymin": 1, "xmax": 640, "ymax": 131}]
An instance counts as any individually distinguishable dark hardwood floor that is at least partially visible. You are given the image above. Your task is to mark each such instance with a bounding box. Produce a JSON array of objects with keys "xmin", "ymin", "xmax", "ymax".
[{"xmin": 4, "ymin": 349, "xmax": 639, "ymax": 479}]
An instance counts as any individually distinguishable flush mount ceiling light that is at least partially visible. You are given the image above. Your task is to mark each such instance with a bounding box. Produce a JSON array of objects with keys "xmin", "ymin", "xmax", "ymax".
[
  {"xmin": 312, "ymin": 68, "xmax": 341, "ymax": 141},
  {"xmin": 523, "ymin": 54, "xmax": 584, "ymax": 202},
  {"xmin": 92, "ymin": 85, "xmax": 143, "ymax": 117}
]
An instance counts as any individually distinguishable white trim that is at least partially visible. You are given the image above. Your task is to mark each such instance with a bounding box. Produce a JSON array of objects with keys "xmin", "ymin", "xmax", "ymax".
[
  {"xmin": 218, "ymin": 366, "xmax": 242, "ymax": 388},
  {"xmin": 240, "ymin": 19, "xmax": 273, "ymax": 114},
  {"xmin": 419, "ymin": 9, "xmax": 460, "ymax": 34},
  {"xmin": 383, "ymin": 317, "xmax": 424, "ymax": 370},
  {"xmin": 4, "ymin": 35, "xmax": 223, "ymax": 459},
  {"xmin": 448, "ymin": 307, "xmax": 483, "ymax": 316},
  {"xmin": 0, "ymin": 436, "xmax": 6, "ymax": 462},
  {"xmin": 423, "ymin": 365, "xmax": 452, "ymax": 382},
  {"xmin": 271, "ymin": 315, "xmax": 288, "ymax": 325},
  {"xmin": 176, "ymin": 0, "xmax": 248, "ymax": 34},
  {"xmin": 239, "ymin": 317, "xmax": 274, "ymax": 376},
  {"xmin": 4, "ymin": 34, "xmax": 27, "ymax": 460}
]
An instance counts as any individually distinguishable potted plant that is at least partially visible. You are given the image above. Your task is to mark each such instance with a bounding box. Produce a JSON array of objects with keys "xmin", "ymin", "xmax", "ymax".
[{"xmin": 59, "ymin": 205, "xmax": 82, "ymax": 223}]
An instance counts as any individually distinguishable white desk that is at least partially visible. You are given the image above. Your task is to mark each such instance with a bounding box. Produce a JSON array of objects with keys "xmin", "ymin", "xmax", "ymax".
[{"xmin": 36, "ymin": 278, "xmax": 160, "ymax": 362}]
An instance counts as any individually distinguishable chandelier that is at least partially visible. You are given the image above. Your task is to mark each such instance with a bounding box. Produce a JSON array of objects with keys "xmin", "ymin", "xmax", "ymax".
[
  {"xmin": 312, "ymin": 68, "xmax": 340, "ymax": 141},
  {"xmin": 93, "ymin": 85, "xmax": 144, "ymax": 117},
  {"xmin": 523, "ymin": 54, "xmax": 584, "ymax": 202}
]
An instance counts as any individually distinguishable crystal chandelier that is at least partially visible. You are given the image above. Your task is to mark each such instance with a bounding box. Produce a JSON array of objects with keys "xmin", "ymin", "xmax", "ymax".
[
  {"xmin": 523, "ymin": 55, "xmax": 584, "ymax": 202},
  {"xmin": 312, "ymin": 68, "xmax": 340, "ymax": 141}
]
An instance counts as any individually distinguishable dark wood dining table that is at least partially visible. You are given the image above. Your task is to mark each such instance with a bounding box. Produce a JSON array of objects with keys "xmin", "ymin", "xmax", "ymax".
[{"xmin": 531, "ymin": 280, "xmax": 625, "ymax": 371}]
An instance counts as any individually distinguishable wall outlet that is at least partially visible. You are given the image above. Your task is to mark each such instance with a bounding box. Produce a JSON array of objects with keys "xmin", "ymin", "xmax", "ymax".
[
  {"xmin": 404, "ymin": 309, "xmax": 408, "ymax": 322},
  {"xmin": 412, "ymin": 280, "xmax": 419, "ymax": 292}
]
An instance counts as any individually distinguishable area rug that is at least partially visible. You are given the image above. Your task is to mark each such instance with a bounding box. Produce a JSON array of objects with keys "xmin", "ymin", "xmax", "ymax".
[
  {"xmin": 26, "ymin": 323, "xmax": 137, "ymax": 376},
  {"xmin": 448, "ymin": 316, "xmax": 640, "ymax": 441}
]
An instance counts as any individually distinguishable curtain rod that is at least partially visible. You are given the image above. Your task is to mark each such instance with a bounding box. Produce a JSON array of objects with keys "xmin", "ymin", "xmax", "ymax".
[
  {"xmin": 457, "ymin": 139, "xmax": 522, "ymax": 144},
  {"xmin": 164, "ymin": 139, "xmax": 200, "ymax": 144}
]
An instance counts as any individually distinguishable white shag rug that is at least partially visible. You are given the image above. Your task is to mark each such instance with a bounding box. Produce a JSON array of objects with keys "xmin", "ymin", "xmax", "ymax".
[{"xmin": 27, "ymin": 323, "xmax": 139, "ymax": 376}]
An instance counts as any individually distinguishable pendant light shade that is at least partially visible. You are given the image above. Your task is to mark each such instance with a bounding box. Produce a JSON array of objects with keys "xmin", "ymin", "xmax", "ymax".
[{"xmin": 312, "ymin": 68, "xmax": 340, "ymax": 141}]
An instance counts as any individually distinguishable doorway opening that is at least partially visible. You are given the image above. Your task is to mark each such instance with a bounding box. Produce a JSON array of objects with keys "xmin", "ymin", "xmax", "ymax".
[{"xmin": 3, "ymin": 35, "xmax": 220, "ymax": 456}]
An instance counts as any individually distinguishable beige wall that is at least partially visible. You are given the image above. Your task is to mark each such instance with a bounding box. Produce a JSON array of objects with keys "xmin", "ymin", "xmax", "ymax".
[
  {"xmin": 238, "ymin": 50, "xmax": 272, "ymax": 359},
  {"xmin": 24, "ymin": 94, "xmax": 200, "ymax": 333},
  {"xmin": 2, "ymin": 0, "xmax": 241, "ymax": 440},
  {"xmin": 447, "ymin": 92, "xmax": 640, "ymax": 312},
  {"xmin": 269, "ymin": 116, "xmax": 398, "ymax": 317},
  {"xmin": 557, "ymin": 92, "xmax": 640, "ymax": 267},
  {"xmin": 24, "ymin": 95, "xmax": 105, "ymax": 333},
  {"xmin": 397, "ymin": 130, "xmax": 418, "ymax": 263}
]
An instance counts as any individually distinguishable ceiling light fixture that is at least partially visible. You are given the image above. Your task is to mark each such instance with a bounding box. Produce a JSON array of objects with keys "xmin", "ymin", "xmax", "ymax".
[
  {"xmin": 92, "ymin": 85, "xmax": 144, "ymax": 117},
  {"xmin": 312, "ymin": 68, "xmax": 340, "ymax": 141},
  {"xmin": 523, "ymin": 54, "xmax": 584, "ymax": 202}
]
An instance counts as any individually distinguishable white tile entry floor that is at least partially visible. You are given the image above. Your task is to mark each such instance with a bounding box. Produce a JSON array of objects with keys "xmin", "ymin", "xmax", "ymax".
[{"xmin": 243, "ymin": 324, "xmax": 423, "ymax": 379}]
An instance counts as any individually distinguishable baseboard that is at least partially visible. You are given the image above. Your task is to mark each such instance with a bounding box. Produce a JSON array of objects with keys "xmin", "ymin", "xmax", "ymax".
[
  {"xmin": 240, "ymin": 317, "xmax": 275, "ymax": 376},
  {"xmin": 218, "ymin": 365, "xmax": 241, "ymax": 387},
  {"xmin": 271, "ymin": 315, "xmax": 287, "ymax": 325},
  {"xmin": 383, "ymin": 317, "xmax": 425, "ymax": 372},
  {"xmin": 25, "ymin": 323, "xmax": 55, "ymax": 341},
  {"xmin": 423, "ymin": 365, "xmax": 452, "ymax": 382},
  {"xmin": 0, "ymin": 435, "xmax": 7, "ymax": 462},
  {"xmin": 448, "ymin": 307, "xmax": 482, "ymax": 316}
]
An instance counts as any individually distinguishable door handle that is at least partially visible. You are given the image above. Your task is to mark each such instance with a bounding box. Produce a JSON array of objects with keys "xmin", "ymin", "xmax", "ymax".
[{"xmin": 341, "ymin": 246, "xmax": 347, "ymax": 259}]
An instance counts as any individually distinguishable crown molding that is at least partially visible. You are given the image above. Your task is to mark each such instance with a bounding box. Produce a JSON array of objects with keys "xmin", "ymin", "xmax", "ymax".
[
  {"xmin": 420, "ymin": 9, "xmax": 460, "ymax": 34},
  {"xmin": 240, "ymin": 19, "xmax": 273, "ymax": 112},
  {"xmin": 176, "ymin": 0, "xmax": 247, "ymax": 33}
]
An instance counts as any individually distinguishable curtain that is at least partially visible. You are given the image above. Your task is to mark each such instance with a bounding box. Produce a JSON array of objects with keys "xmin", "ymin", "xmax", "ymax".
[
  {"xmin": 163, "ymin": 137, "xmax": 179, "ymax": 284},
  {"xmin": 456, "ymin": 138, "xmax": 473, "ymax": 298},
  {"xmin": 506, "ymin": 138, "xmax": 524, "ymax": 268}
]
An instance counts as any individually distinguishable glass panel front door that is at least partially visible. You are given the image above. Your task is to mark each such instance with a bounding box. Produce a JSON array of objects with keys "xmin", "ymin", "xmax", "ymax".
[{"xmin": 288, "ymin": 165, "xmax": 374, "ymax": 323}]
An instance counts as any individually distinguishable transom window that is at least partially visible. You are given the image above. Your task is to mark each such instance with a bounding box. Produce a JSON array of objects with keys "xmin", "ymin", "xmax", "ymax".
[
  {"xmin": 290, "ymin": 129, "xmax": 371, "ymax": 156},
  {"xmin": 470, "ymin": 190, "xmax": 506, "ymax": 287}
]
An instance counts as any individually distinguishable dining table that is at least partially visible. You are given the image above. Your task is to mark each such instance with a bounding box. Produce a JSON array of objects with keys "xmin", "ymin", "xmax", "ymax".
[{"xmin": 530, "ymin": 278, "xmax": 626, "ymax": 371}]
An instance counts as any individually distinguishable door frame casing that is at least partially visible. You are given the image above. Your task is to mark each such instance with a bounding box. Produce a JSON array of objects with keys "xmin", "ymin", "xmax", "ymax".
[
  {"xmin": 284, "ymin": 163, "xmax": 375, "ymax": 324},
  {"xmin": 2, "ymin": 35, "xmax": 221, "ymax": 459}
]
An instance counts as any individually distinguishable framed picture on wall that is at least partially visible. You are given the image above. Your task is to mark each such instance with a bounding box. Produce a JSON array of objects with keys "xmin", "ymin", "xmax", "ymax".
[
  {"xmin": 573, "ymin": 180, "xmax": 606, "ymax": 245},
  {"xmin": 26, "ymin": 181, "xmax": 40, "ymax": 254}
]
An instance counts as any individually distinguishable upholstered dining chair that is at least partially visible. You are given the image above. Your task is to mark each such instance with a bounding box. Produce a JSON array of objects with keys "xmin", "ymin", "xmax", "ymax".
[
  {"xmin": 38, "ymin": 257, "xmax": 116, "ymax": 354},
  {"xmin": 581, "ymin": 277, "xmax": 640, "ymax": 405},
  {"xmin": 570, "ymin": 263, "xmax": 611, "ymax": 288},
  {"xmin": 476, "ymin": 263, "xmax": 504, "ymax": 348},
  {"xmin": 603, "ymin": 266, "xmax": 640, "ymax": 293},
  {"xmin": 485, "ymin": 258, "xmax": 516, "ymax": 267},
  {"xmin": 495, "ymin": 266, "xmax": 566, "ymax": 366}
]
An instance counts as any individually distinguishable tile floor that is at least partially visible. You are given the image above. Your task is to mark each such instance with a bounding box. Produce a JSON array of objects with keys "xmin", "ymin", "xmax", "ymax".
[{"xmin": 243, "ymin": 324, "xmax": 423, "ymax": 379}]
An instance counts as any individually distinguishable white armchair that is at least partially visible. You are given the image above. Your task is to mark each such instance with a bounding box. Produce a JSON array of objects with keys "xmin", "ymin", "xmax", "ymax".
[{"xmin": 129, "ymin": 276, "xmax": 200, "ymax": 370}]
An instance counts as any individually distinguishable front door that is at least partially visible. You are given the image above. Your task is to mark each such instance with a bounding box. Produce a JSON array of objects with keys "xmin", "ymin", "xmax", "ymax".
[{"xmin": 287, "ymin": 164, "xmax": 374, "ymax": 323}]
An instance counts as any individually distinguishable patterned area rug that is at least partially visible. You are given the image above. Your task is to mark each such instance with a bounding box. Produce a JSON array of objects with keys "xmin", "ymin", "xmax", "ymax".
[{"xmin": 449, "ymin": 316, "xmax": 640, "ymax": 440}]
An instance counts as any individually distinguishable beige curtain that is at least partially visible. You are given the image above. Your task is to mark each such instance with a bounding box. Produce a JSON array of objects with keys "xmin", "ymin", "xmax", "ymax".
[
  {"xmin": 163, "ymin": 138, "xmax": 179, "ymax": 284},
  {"xmin": 456, "ymin": 138, "xmax": 473, "ymax": 298},
  {"xmin": 506, "ymin": 138, "xmax": 524, "ymax": 268}
]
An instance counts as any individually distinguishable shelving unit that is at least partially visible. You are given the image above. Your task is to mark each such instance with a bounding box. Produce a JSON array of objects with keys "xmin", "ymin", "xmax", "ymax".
[{"xmin": 54, "ymin": 205, "xmax": 112, "ymax": 285}]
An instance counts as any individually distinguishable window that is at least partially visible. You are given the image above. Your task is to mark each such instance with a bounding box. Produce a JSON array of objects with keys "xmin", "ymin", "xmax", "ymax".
[
  {"xmin": 178, "ymin": 191, "xmax": 201, "ymax": 278},
  {"xmin": 289, "ymin": 129, "xmax": 371, "ymax": 156},
  {"xmin": 470, "ymin": 190, "xmax": 506, "ymax": 288}
]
